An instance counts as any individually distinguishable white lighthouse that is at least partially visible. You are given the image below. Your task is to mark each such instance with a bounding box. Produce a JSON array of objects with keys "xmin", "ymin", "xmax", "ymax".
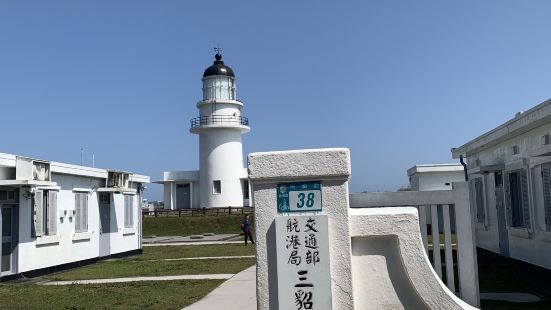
[
  {"xmin": 157, "ymin": 52, "xmax": 250, "ymax": 209},
  {"xmin": 191, "ymin": 52, "xmax": 250, "ymax": 208}
]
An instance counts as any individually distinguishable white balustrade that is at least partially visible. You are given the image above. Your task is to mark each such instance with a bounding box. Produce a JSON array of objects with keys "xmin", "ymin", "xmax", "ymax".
[{"xmin": 349, "ymin": 184, "xmax": 480, "ymax": 308}]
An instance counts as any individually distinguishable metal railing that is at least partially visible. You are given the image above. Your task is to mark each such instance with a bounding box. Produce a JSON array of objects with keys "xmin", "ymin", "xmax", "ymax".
[
  {"xmin": 143, "ymin": 206, "xmax": 254, "ymax": 217},
  {"xmin": 190, "ymin": 115, "xmax": 249, "ymax": 128}
]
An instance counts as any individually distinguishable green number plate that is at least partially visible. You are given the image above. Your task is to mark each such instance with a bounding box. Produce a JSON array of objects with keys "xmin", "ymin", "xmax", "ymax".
[{"xmin": 277, "ymin": 181, "xmax": 322, "ymax": 213}]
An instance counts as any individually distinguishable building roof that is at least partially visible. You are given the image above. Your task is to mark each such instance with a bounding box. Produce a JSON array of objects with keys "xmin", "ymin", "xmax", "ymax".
[
  {"xmin": 407, "ymin": 164, "xmax": 464, "ymax": 176},
  {"xmin": 452, "ymin": 98, "xmax": 551, "ymax": 158},
  {"xmin": 203, "ymin": 53, "xmax": 235, "ymax": 78},
  {"xmin": 0, "ymin": 152, "xmax": 150, "ymax": 182}
]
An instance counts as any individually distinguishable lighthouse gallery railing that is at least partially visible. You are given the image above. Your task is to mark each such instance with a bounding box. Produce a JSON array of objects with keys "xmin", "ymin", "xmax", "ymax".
[{"xmin": 190, "ymin": 115, "xmax": 249, "ymax": 128}]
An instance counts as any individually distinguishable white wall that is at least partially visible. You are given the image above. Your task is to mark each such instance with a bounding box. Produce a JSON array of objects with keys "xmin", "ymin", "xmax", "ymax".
[
  {"xmin": 191, "ymin": 181, "xmax": 200, "ymax": 208},
  {"xmin": 415, "ymin": 171, "xmax": 465, "ymax": 191},
  {"xmin": 467, "ymin": 121, "xmax": 551, "ymax": 269},
  {"xmin": 199, "ymin": 128, "xmax": 245, "ymax": 208},
  {"xmin": 16, "ymin": 173, "xmax": 141, "ymax": 274},
  {"xmin": 199, "ymin": 102, "xmax": 242, "ymax": 118},
  {"xmin": 163, "ymin": 183, "xmax": 173, "ymax": 210}
]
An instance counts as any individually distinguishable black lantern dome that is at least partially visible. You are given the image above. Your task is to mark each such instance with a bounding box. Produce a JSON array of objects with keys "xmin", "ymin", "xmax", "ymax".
[{"xmin": 203, "ymin": 53, "xmax": 235, "ymax": 78}]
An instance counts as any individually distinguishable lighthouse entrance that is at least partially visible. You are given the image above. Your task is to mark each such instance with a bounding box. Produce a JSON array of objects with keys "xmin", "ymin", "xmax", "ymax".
[{"xmin": 176, "ymin": 184, "xmax": 191, "ymax": 209}]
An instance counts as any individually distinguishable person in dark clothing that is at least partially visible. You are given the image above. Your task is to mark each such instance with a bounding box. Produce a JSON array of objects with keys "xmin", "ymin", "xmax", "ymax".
[{"xmin": 242, "ymin": 214, "xmax": 254, "ymax": 245}]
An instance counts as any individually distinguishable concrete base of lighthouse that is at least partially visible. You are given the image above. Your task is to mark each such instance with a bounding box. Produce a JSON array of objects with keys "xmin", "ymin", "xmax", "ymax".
[{"xmin": 155, "ymin": 168, "xmax": 250, "ymax": 210}]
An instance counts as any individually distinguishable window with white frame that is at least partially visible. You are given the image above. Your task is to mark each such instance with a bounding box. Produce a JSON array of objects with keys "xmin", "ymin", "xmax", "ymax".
[
  {"xmin": 74, "ymin": 192, "xmax": 89, "ymax": 233},
  {"xmin": 33, "ymin": 190, "xmax": 57, "ymax": 237},
  {"xmin": 504, "ymin": 170, "xmax": 531, "ymax": 228},
  {"xmin": 124, "ymin": 195, "xmax": 134, "ymax": 228},
  {"xmin": 541, "ymin": 164, "xmax": 551, "ymax": 231}
]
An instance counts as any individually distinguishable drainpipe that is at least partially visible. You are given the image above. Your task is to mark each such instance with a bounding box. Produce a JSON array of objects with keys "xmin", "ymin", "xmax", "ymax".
[{"xmin": 460, "ymin": 155, "xmax": 468, "ymax": 181}]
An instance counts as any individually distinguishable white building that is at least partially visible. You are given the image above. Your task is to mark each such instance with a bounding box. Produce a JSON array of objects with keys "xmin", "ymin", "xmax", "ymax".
[
  {"xmin": 157, "ymin": 52, "xmax": 250, "ymax": 209},
  {"xmin": 408, "ymin": 164, "xmax": 466, "ymax": 191},
  {"xmin": 407, "ymin": 164, "xmax": 466, "ymax": 233},
  {"xmin": 452, "ymin": 98, "xmax": 551, "ymax": 269},
  {"xmin": 0, "ymin": 152, "xmax": 149, "ymax": 280}
]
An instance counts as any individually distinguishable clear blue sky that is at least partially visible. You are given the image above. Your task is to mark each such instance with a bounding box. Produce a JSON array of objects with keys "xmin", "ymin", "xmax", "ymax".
[{"xmin": 1, "ymin": 1, "xmax": 551, "ymax": 201}]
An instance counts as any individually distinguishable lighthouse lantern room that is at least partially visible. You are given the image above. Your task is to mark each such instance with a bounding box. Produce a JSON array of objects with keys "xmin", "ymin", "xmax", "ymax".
[{"xmin": 189, "ymin": 52, "xmax": 250, "ymax": 208}]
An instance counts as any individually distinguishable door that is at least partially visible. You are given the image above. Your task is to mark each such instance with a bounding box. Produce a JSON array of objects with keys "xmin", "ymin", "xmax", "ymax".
[
  {"xmin": 98, "ymin": 194, "xmax": 111, "ymax": 257},
  {"xmin": 176, "ymin": 184, "xmax": 191, "ymax": 209},
  {"xmin": 494, "ymin": 172, "xmax": 510, "ymax": 257},
  {"xmin": 1, "ymin": 204, "xmax": 17, "ymax": 276}
]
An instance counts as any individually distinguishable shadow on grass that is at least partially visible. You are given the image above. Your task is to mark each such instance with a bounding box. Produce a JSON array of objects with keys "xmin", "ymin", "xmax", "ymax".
[{"xmin": 478, "ymin": 248, "xmax": 551, "ymax": 310}]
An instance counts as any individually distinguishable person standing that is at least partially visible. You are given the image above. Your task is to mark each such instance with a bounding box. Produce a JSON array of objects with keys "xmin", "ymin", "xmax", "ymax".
[{"xmin": 242, "ymin": 214, "xmax": 254, "ymax": 245}]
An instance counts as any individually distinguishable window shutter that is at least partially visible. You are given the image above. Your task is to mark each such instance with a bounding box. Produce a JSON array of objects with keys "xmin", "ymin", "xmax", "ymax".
[
  {"xmin": 124, "ymin": 195, "xmax": 134, "ymax": 228},
  {"xmin": 48, "ymin": 191, "xmax": 58, "ymax": 235},
  {"xmin": 520, "ymin": 169, "xmax": 531, "ymax": 229},
  {"xmin": 543, "ymin": 164, "xmax": 551, "ymax": 231},
  {"xmin": 124, "ymin": 195, "xmax": 130, "ymax": 228},
  {"xmin": 83, "ymin": 193, "xmax": 88, "ymax": 231},
  {"xmin": 503, "ymin": 172, "xmax": 512, "ymax": 227},
  {"xmin": 475, "ymin": 178, "xmax": 485, "ymax": 223},
  {"xmin": 75, "ymin": 193, "xmax": 81, "ymax": 232},
  {"xmin": 34, "ymin": 190, "xmax": 44, "ymax": 237},
  {"xmin": 123, "ymin": 196, "xmax": 128, "ymax": 227},
  {"xmin": 129, "ymin": 195, "xmax": 134, "ymax": 227},
  {"xmin": 468, "ymin": 179, "xmax": 476, "ymax": 222}
]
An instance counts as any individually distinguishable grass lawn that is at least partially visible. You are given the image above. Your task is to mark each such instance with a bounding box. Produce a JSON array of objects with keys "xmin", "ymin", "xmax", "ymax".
[
  {"xmin": 426, "ymin": 233, "xmax": 457, "ymax": 246},
  {"xmin": 138, "ymin": 244, "xmax": 255, "ymax": 260},
  {"xmin": 47, "ymin": 257, "xmax": 256, "ymax": 281},
  {"xmin": 143, "ymin": 215, "xmax": 254, "ymax": 236},
  {"xmin": 478, "ymin": 249, "xmax": 551, "ymax": 310},
  {"xmin": 0, "ymin": 280, "xmax": 224, "ymax": 310}
]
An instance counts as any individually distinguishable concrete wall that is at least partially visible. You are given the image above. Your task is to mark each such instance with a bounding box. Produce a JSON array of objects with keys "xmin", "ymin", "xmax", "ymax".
[
  {"xmin": 249, "ymin": 149, "xmax": 354, "ymax": 310},
  {"xmin": 249, "ymin": 149, "xmax": 476, "ymax": 310},
  {"xmin": 413, "ymin": 171, "xmax": 465, "ymax": 191}
]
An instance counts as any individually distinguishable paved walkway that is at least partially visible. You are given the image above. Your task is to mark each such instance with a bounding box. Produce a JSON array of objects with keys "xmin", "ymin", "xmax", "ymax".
[
  {"xmin": 144, "ymin": 255, "xmax": 255, "ymax": 262},
  {"xmin": 183, "ymin": 265, "xmax": 256, "ymax": 310},
  {"xmin": 143, "ymin": 234, "xmax": 239, "ymax": 244},
  {"xmin": 143, "ymin": 241, "xmax": 243, "ymax": 247},
  {"xmin": 42, "ymin": 274, "xmax": 234, "ymax": 285}
]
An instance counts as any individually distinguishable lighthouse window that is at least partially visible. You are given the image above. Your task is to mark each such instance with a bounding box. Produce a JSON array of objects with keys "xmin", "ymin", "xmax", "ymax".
[{"xmin": 213, "ymin": 180, "xmax": 222, "ymax": 195}]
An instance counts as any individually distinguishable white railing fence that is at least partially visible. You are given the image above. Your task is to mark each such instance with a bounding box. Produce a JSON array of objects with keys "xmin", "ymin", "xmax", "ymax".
[{"xmin": 349, "ymin": 182, "xmax": 480, "ymax": 308}]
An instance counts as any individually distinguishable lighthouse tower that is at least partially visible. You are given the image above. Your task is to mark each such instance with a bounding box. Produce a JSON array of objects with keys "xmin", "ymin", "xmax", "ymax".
[{"xmin": 190, "ymin": 52, "xmax": 250, "ymax": 208}]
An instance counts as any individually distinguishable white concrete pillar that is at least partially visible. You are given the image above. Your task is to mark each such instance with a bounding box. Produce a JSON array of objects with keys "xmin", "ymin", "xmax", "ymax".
[
  {"xmin": 248, "ymin": 148, "xmax": 354, "ymax": 310},
  {"xmin": 171, "ymin": 183, "xmax": 177, "ymax": 210},
  {"xmin": 163, "ymin": 183, "xmax": 172, "ymax": 210}
]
